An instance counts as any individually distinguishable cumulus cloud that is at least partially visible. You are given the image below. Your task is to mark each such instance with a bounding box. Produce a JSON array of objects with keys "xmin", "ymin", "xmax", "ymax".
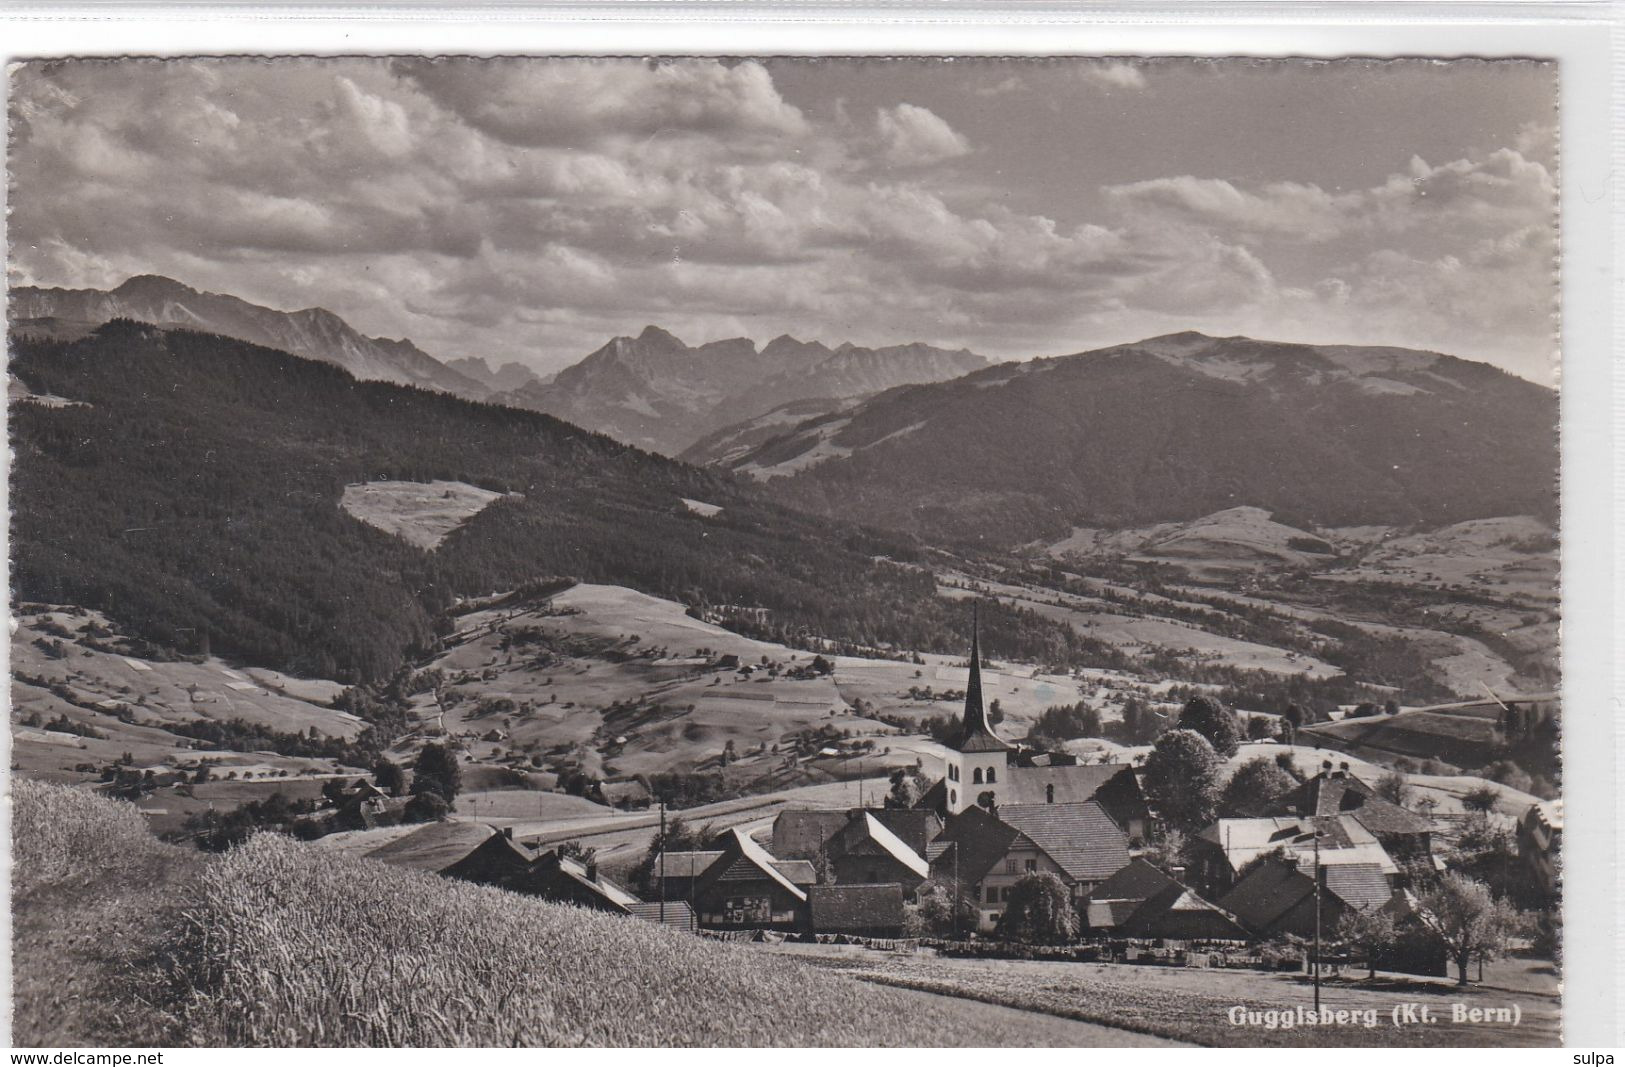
[
  {"xmin": 7, "ymin": 57, "xmax": 1556, "ymax": 380},
  {"xmin": 874, "ymin": 103, "xmax": 972, "ymax": 167}
]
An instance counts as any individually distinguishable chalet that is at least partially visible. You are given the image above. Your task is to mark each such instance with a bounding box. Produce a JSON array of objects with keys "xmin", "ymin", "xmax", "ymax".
[
  {"xmin": 1280, "ymin": 762, "xmax": 1435, "ymax": 864},
  {"xmin": 689, "ymin": 827, "xmax": 809, "ymax": 931},
  {"xmin": 926, "ymin": 799, "xmax": 1131, "ymax": 931},
  {"xmin": 912, "ymin": 612, "xmax": 1150, "ymax": 840},
  {"xmin": 807, "ymin": 883, "xmax": 906, "ymax": 938},
  {"xmin": 770, "ymin": 808, "xmax": 939, "ymax": 892},
  {"xmin": 440, "ymin": 827, "xmax": 539, "ymax": 892},
  {"xmin": 1517, "ymin": 799, "xmax": 1562, "ymax": 899},
  {"xmin": 1217, "ymin": 855, "xmax": 1394, "ymax": 940},
  {"xmin": 1083, "ymin": 858, "xmax": 1249, "ymax": 940},
  {"xmin": 527, "ymin": 849, "xmax": 644, "ymax": 913},
  {"xmin": 1188, "ymin": 815, "xmax": 1398, "ymax": 898}
]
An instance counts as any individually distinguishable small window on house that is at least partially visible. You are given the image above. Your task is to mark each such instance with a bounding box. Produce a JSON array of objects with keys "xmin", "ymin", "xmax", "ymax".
[
  {"xmin": 985, "ymin": 885, "xmax": 998, "ymax": 904},
  {"xmin": 1025, "ymin": 859, "xmax": 1037, "ymax": 873},
  {"xmin": 1006, "ymin": 858, "xmax": 1017, "ymax": 874},
  {"xmin": 1046, "ymin": 783, "xmax": 1055, "ymax": 804},
  {"xmin": 972, "ymin": 767, "xmax": 983, "ymax": 784},
  {"xmin": 986, "ymin": 768, "xmax": 997, "ymax": 783}
]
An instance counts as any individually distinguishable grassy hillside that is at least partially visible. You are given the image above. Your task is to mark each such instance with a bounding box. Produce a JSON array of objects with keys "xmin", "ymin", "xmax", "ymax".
[{"xmin": 10, "ymin": 780, "xmax": 1116, "ymax": 1047}]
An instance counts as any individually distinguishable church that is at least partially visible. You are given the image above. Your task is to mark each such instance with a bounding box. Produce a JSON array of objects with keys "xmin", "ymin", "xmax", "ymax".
[{"xmin": 919, "ymin": 608, "xmax": 1151, "ymax": 841}]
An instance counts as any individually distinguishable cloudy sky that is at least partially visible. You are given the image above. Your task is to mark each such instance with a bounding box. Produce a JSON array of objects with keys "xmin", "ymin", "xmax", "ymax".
[{"xmin": 9, "ymin": 57, "xmax": 1558, "ymax": 382}]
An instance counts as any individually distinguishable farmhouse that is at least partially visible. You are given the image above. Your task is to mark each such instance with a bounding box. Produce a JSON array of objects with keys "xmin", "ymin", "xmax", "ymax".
[
  {"xmin": 927, "ymin": 799, "xmax": 1131, "ymax": 931},
  {"xmin": 1217, "ymin": 855, "xmax": 1394, "ymax": 940},
  {"xmin": 440, "ymin": 827, "xmax": 541, "ymax": 893},
  {"xmin": 1279, "ymin": 762, "xmax": 1436, "ymax": 863},
  {"xmin": 689, "ymin": 827, "xmax": 810, "ymax": 931},
  {"xmin": 824, "ymin": 812, "xmax": 931, "ymax": 891},
  {"xmin": 527, "ymin": 849, "xmax": 644, "ymax": 913},
  {"xmin": 649, "ymin": 849, "xmax": 725, "ymax": 902},
  {"xmin": 1188, "ymin": 814, "xmax": 1399, "ymax": 898},
  {"xmin": 770, "ymin": 808, "xmax": 937, "ymax": 892},
  {"xmin": 1082, "ymin": 858, "xmax": 1248, "ymax": 940}
]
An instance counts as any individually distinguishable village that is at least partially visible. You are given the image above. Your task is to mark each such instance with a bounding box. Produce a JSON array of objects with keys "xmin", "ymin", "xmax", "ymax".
[{"xmin": 302, "ymin": 612, "xmax": 1561, "ymax": 991}]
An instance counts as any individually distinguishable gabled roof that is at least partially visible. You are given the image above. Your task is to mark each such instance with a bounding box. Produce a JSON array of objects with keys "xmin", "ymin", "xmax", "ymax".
[
  {"xmin": 866, "ymin": 808, "xmax": 943, "ymax": 855},
  {"xmin": 808, "ymin": 883, "xmax": 905, "ymax": 931},
  {"xmin": 929, "ymin": 804, "xmax": 1023, "ymax": 885},
  {"xmin": 1086, "ymin": 858, "xmax": 1181, "ymax": 904},
  {"xmin": 842, "ymin": 813, "xmax": 930, "ymax": 879},
  {"xmin": 770, "ymin": 859, "xmax": 818, "ymax": 886},
  {"xmin": 697, "ymin": 827, "xmax": 808, "ymax": 902},
  {"xmin": 1217, "ymin": 860, "xmax": 1316, "ymax": 935},
  {"xmin": 439, "ymin": 828, "xmax": 536, "ymax": 880},
  {"xmin": 1001, "ymin": 760, "xmax": 1144, "ymax": 812},
  {"xmin": 651, "ymin": 850, "xmax": 724, "ymax": 881},
  {"xmin": 1197, "ymin": 815, "xmax": 1398, "ymax": 876},
  {"xmin": 1122, "ymin": 885, "xmax": 1251, "ymax": 940},
  {"xmin": 916, "ymin": 778, "xmax": 948, "ymax": 815},
  {"xmin": 771, "ymin": 809, "xmax": 853, "ymax": 860},
  {"xmin": 1321, "ymin": 863, "xmax": 1393, "ymax": 912},
  {"xmin": 995, "ymin": 801, "xmax": 1132, "ymax": 882},
  {"xmin": 1286, "ymin": 773, "xmax": 1431, "ymax": 835},
  {"xmin": 546, "ymin": 851, "xmax": 643, "ymax": 909}
]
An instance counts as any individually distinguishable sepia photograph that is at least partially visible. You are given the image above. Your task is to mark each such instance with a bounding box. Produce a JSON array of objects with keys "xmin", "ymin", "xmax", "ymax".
[{"xmin": 5, "ymin": 50, "xmax": 1577, "ymax": 1048}]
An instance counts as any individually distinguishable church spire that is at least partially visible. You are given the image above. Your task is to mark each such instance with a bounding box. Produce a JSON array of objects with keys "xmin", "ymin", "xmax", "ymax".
[{"xmin": 955, "ymin": 601, "xmax": 1009, "ymax": 752}]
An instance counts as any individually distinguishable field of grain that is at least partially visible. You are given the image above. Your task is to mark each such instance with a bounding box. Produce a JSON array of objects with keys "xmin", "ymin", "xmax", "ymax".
[{"xmin": 12, "ymin": 780, "xmax": 1158, "ymax": 1047}]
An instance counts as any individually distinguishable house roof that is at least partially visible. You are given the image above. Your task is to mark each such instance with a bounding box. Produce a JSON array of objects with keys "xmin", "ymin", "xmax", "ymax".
[
  {"xmin": 866, "ymin": 809, "xmax": 943, "ymax": 855},
  {"xmin": 1217, "ymin": 860, "xmax": 1317, "ymax": 935},
  {"xmin": 1321, "ymin": 863, "xmax": 1393, "ymax": 912},
  {"xmin": 1000, "ymin": 763, "xmax": 1136, "ymax": 807},
  {"xmin": 439, "ymin": 828, "xmax": 536, "ymax": 879},
  {"xmin": 1287, "ymin": 773, "xmax": 1431, "ymax": 835},
  {"xmin": 916, "ymin": 778, "xmax": 948, "ymax": 815},
  {"xmin": 770, "ymin": 859, "xmax": 818, "ymax": 886},
  {"xmin": 808, "ymin": 883, "xmax": 905, "ymax": 931},
  {"xmin": 771, "ymin": 810, "xmax": 853, "ymax": 860},
  {"xmin": 698, "ymin": 827, "xmax": 808, "ymax": 902},
  {"xmin": 1197, "ymin": 815, "xmax": 1398, "ymax": 876},
  {"xmin": 651, "ymin": 850, "xmax": 724, "ymax": 881},
  {"xmin": 1122, "ymin": 885, "xmax": 1251, "ymax": 940},
  {"xmin": 995, "ymin": 801, "xmax": 1132, "ymax": 882},
  {"xmin": 842, "ymin": 813, "xmax": 930, "ymax": 879},
  {"xmin": 547, "ymin": 852, "xmax": 642, "ymax": 909},
  {"xmin": 929, "ymin": 804, "xmax": 1023, "ymax": 885},
  {"xmin": 1086, "ymin": 858, "xmax": 1181, "ymax": 905}
]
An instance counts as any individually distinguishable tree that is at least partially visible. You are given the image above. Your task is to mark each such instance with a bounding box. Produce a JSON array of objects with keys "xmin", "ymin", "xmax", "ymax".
[
  {"xmin": 1176, "ymin": 696, "xmax": 1243, "ymax": 757},
  {"xmin": 1421, "ymin": 872, "xmax": 1523, "ymax": 984},
  {"xmin": 1461, "ymin": 785, "xmax": 1501, "ymax": 813},
  {"xmin": 192, "ymin": 764, "xmax": 212, "ymax": 785},
  {"xmin": 557, "ymin": 839, "xmax": 596, "ymax": 864},
  {"xmin": 884, "ymin": 765, "xmax": 929, "ymax": 810},
  {"xmin": 1374, "ymin": 771, "xmax": 1412, "ymax": 808},
  {"xmin": 373, "ymin": 756, "xmax": 405, "ymax": 796},
  {"xmin": 1337, "ymin": 906, "xmax": 1398, "ymax": 979},
  {"xmin": 634, "ymin": 813, "xmax": 703, "ymax": 896},
  {"xmin": 1273, "ymin": 751, "xmax": 1300, "ymax": 779},
  {"xmin": 411, "ymin": 742, "xmax": 462, "ymax": 805},
  {"xmin": 1283, "ymin": 703, "xmax": 1306, "ymax": 730},
  {"xmin": 1220, "ymin": 757, "xmax": 1297, "ymax": 818},
  {"xmin": 1141, "ymin": 729, "xmax": 1223, "ymax": 832},
  {"xmin": 403, "ymin": 790, "xmax": 449, "ymax": 823},
  {"xmin": 1245, "ymin": 715, "xmax": 1275, "ymax": 742},
  {"xmin": 988, "ymin": 699, "xmax": 1005, "ymax": 726},
  {"xmin": 1137, "ymin": 829, "xmax": 1189, "ymax": 873},
  {"xmin": 994, "ymin": 872, "xmax": 1078, "ymax": 944},
  {"xmin": 906, "ymin": 882, "xmax": 980, "ymax": 938}
]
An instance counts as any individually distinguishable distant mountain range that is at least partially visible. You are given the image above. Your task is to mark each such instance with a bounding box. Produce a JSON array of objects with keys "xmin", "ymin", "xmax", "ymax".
[
  {"xmin": 10, "ymin": 275, "xmax": 491, "ymax": 399},
  {"xmin": 706, "ymin": 332, "xmax": 1558, "ymax": 545},
  {"xmin": 510, "ymin": 326, "xmax": 988, "ymax": 455},
  {"xmin": 10, "ymin": 276, "xmax": 988, "ymax": 456}
]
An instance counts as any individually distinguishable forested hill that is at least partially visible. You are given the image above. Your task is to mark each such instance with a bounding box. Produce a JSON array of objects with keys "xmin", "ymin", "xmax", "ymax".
[
  {"xmin": 9, "ymin": 321, "xmax": 1098, "ymax": 683},
  {"xmin": 720, "ymin": 332, "xmax": 1559, "ymax": 546}
]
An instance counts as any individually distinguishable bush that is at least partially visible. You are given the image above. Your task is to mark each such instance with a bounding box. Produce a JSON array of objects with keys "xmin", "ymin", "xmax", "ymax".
[{"xmin": 404, "ymin": 791, "xmax": 450, "ymax": 823}]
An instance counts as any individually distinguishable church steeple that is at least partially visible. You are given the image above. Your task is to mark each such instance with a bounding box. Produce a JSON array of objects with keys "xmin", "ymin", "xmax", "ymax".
[{"xmin": 955, "ymin": 602, "xmax": 1009, "ymax": 754}]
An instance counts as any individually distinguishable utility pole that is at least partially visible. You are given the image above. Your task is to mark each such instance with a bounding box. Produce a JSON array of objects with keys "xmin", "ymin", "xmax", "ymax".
[
  {"xmin": 1313, "ymin": 832, "xmax": 1322, "ymax": 1014},
  {"xmin": 658, "ymin": 801, "xmax": 667, "ymax": 925}
]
